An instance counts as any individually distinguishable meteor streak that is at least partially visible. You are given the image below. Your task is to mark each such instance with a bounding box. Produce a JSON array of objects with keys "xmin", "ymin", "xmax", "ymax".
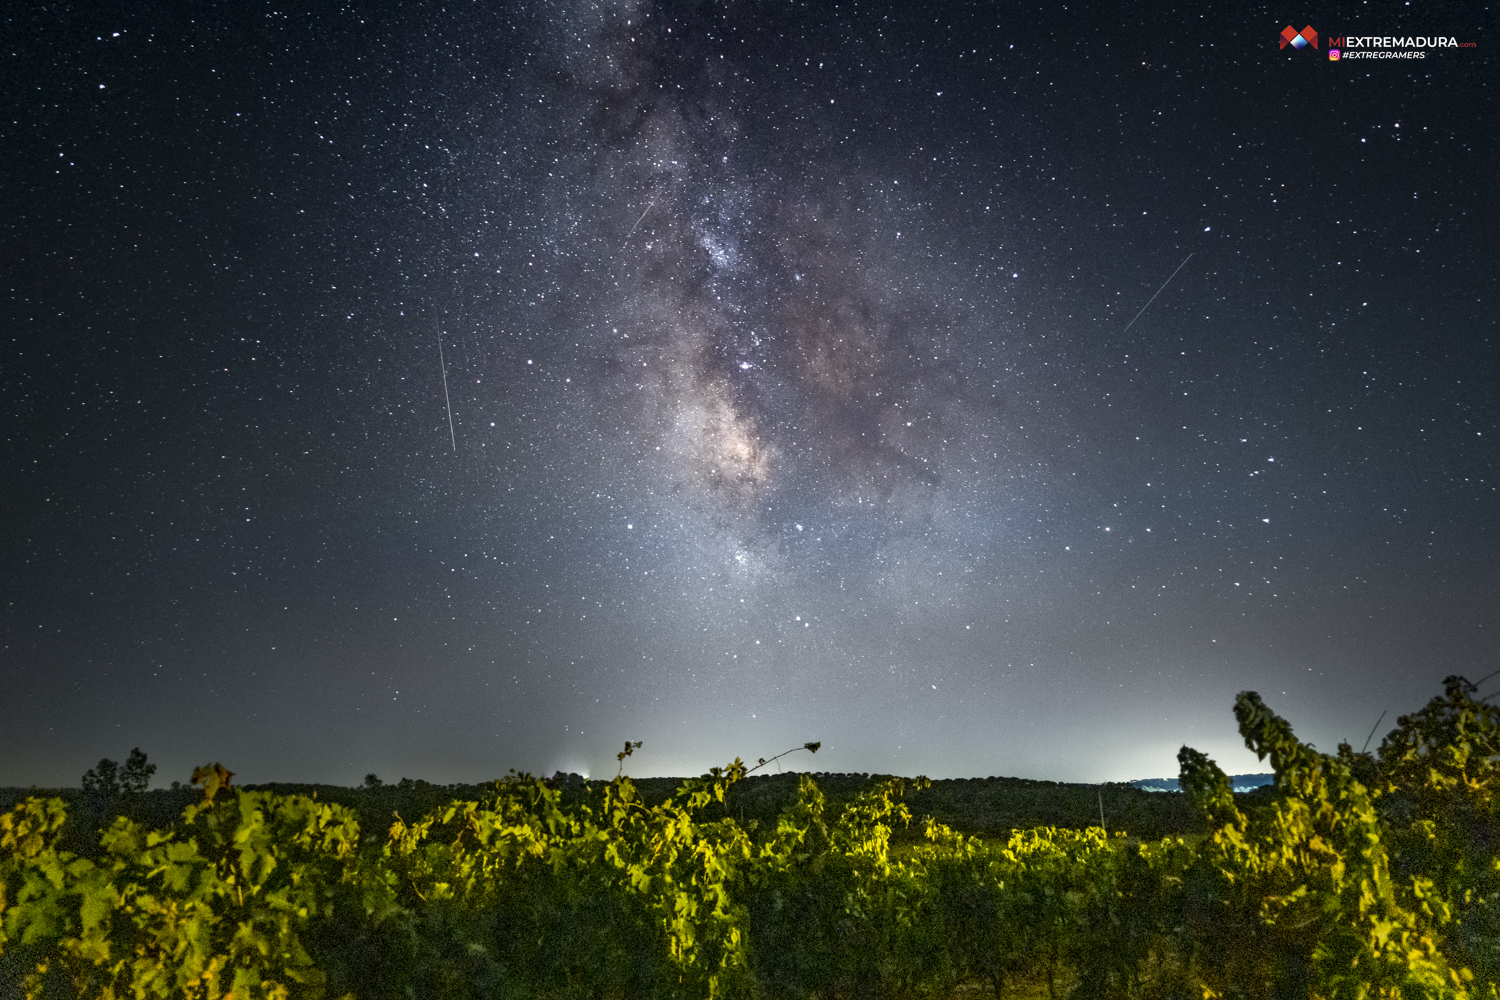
[
  {"xmin": 436, "ymin": 314, "xmax": 456, "ymax": 453},
  {"xmin": 1122, "ymin": 252, "xmax": 1194, "ymax": 333},
  {"xmin": 625, "ymin": 197, "xmax": 656, "ymax": 239}
]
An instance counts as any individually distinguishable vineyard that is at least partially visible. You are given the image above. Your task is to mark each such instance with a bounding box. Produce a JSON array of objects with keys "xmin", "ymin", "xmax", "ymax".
[{"xmin": 3, "ymin": 676, "xmax": 1497, "ymax": 999}]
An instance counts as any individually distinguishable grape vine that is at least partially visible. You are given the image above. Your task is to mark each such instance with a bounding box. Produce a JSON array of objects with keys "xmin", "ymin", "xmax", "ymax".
[{"xmin": 4, "ymin": 677, "xmax": 1496, "ymax": 998}]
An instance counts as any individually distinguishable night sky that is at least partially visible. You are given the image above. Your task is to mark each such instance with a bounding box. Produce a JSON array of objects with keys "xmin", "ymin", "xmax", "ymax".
[{"xmin": 4, "ymin": 2, "xmax": 1496, "ymax": 789}]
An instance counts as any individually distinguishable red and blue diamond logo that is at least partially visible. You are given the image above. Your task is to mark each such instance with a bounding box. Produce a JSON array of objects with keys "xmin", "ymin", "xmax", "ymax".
[{"xmin": 1279, "ymin": 25, "xmax": 1319, "ymax": 49}]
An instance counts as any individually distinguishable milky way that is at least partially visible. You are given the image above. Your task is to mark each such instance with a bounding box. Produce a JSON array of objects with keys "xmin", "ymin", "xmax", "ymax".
[{"xmin": 3, "ymin": 2, "xmax": 1495, "ymax": 787}]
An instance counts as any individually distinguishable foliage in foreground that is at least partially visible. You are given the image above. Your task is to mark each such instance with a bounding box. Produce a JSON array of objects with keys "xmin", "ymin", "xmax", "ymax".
[{"xmin": 3, "ymin": 678, "xmax": 1498, "ymax": 999}]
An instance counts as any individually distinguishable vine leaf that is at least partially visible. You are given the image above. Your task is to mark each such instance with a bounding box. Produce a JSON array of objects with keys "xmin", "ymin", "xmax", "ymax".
[
  {"xmin": 190, "ymin": 762, "xmax": 235, "ymax": 802},
  {"xmin": 617, "ymin": 740, "xmax": 643, "ymax": 777}
]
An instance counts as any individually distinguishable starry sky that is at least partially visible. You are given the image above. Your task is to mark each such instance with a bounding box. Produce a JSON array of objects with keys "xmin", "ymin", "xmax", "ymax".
[{"xmin": 4, "ymin": 2, "xmax": 1496, "ymax": 788}]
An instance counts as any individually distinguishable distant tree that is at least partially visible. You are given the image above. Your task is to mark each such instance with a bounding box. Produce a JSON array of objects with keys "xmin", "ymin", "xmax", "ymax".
[
  {"xmin": 363, "ymin": 773, "xmax": 383, "ymax": 788},
  {"xmin": 82, "ymin": 748, "xmax": 156, "ymax": 796},
  {"xmin": 82, "ymin": 757, "xmax": 121, "ymax": 796},
  {"xmin": 121, "ymin": 748, "xmax": 156, "ymax": 793}
]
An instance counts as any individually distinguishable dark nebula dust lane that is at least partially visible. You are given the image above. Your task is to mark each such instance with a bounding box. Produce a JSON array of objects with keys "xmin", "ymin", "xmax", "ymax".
[{"xmin": 3, "ymin": 2, "xmax": 1496, "ymax": 787}]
